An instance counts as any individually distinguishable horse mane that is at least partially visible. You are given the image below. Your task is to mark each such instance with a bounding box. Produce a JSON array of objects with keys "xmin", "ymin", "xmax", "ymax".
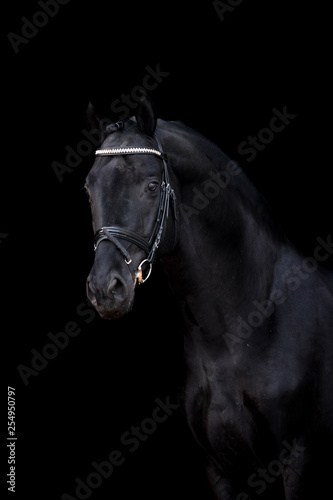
[
  {"xmin": 157, "ymin": 119, "xmax": 286, "ymax": 243},
  {"xmin": 99, "ymin": 115, "xmax": 285, "ymax": 243}
]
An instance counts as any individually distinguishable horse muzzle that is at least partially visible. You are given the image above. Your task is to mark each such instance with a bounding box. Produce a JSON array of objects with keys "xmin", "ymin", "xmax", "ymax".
[{"xmin": 86, "ymin": 270, "xmax": 135, "ymax": 320}]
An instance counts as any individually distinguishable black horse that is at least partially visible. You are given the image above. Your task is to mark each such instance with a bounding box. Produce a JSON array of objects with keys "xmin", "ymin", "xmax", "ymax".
[{"xmin": 85, "ymin": 95, "xmax": 333, "ymax": 499}]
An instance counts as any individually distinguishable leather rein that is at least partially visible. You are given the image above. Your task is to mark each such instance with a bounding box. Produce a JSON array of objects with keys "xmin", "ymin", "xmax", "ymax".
[{"xmin": 93, "ymin": 133, "xmax": 177, "ymax": 287}]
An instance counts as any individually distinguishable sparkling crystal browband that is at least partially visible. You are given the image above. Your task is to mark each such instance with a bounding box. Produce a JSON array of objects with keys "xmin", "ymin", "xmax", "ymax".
[{"xmin": 95, "ymin": 147, "xmax": 163, "ymax": 157}]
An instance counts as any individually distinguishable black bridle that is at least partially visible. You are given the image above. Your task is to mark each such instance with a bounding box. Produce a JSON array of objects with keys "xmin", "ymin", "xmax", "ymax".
[{"xmin": 93, "ymin": 133, "xmax": 177, "ymax": 286}]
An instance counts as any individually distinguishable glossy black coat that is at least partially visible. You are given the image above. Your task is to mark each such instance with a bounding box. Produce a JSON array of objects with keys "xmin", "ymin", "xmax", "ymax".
[{"xmin": 86, "ymin": 96, "xmax": 333, "ymax": 499}]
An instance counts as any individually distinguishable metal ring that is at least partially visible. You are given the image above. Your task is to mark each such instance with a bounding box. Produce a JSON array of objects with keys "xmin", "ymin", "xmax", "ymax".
[{"xmin": 137, "ymin": 259, "xmax": 152, "ymax": 283}]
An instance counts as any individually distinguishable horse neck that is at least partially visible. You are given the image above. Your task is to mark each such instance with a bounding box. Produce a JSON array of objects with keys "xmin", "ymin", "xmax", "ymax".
[
  {"xmin": 160, "ymin": 125, "xmax": 287, "ymax": 345},
  {"xmin": 165, "ymin": 197, "xmax": 279, "ymax": 313}
]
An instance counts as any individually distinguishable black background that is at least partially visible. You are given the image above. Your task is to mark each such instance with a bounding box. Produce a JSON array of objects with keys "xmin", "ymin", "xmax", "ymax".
[{"xmin": 2, "ymin": 1, "xmax": 332, "ymax": 499}]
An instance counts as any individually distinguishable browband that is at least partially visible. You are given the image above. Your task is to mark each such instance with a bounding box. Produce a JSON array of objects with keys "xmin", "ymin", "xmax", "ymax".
[{"xmin": 95, "ymin": 147, "xmax": 166, "ymax": 160}]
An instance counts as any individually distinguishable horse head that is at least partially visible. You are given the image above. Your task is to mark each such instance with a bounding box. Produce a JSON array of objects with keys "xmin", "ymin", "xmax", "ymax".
[{"xmin": 85, "ymin": 95, "xmax": 178, "ymax": 319}]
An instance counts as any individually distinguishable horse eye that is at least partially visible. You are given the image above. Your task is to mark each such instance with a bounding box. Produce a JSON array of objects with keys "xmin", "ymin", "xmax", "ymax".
[{"xmin": 148, "ymin": 181, "xmax": 159, "ymax": 192}]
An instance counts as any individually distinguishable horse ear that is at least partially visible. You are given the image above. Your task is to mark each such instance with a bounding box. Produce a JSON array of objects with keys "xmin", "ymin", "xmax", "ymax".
[
  {"xmin": 86, "ymin": 101, "xmax": 112, "ymax": 145},
  {"xmin": 86, "ymin": 101, "xmax": 103, "ymax": 131},
  {"xmin": 135, "ymin": 92, "xmax": 157, "ymax": 136}
]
